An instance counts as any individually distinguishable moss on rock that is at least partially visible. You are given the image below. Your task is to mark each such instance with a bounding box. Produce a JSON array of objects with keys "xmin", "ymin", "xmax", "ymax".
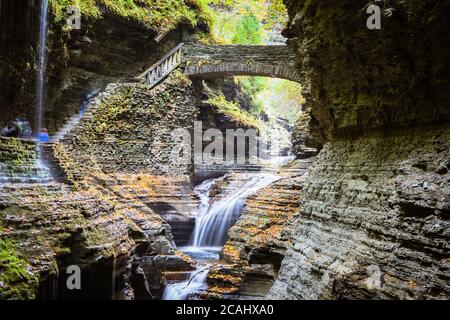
[
  {"xmin": 0, "ymin": 239, "xmax": 39, "ymax": 300},
  {"xmin": 50, "ymin": 0, "xmax": 211, "ymax": 34}
]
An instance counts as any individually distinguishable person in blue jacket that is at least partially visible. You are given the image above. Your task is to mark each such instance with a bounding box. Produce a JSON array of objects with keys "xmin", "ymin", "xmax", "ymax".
[{"xmin": 38, "ymin": 128, "xmax": 50, "ymax": 142}]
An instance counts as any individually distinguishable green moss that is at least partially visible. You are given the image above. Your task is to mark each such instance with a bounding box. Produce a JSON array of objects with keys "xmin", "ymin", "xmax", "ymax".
[
  {"xmin": 50, "ymin": 0, "xmax": 211, "ymax": 34},
  {"xmin": 0, "ymin": 239, "xmax": 39, "ymax": 300},
  {"xmin": 0, "ymin": 138, "xmax": 38, "ymax": 166},
  {"xmin": 167, "ymin": 69, "xmax": 192, "ymax": 87},
  {"xmin": 206, "ymin": 94, "xmax": 262, "ymax": 130},
  {"xmin": 83, "ymin": 87, "xmax": 131, "ymax": 137},
  {"xmin": 55, "ymin": 247, "xmax": 71, "ymax": 255},
  {"xmin": 82, "ymin": 226, "xmax": 117, "ymax": 257}
]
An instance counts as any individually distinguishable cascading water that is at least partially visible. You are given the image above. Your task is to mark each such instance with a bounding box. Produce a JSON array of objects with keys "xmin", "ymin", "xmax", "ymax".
[
  {"xmin": 192, "ymin": 174, "xmax": 280, "ymax": 247},
  {"xmin": 162, "ymin": 266, "xmax": 210, "ymax": 300},
  {"xmin": 162, "ymin": 174, "xmax": 279, "ymax": 300},
  {"xmin": 36, "ymin": 0, "xmax": 49, "ymax": 134}
]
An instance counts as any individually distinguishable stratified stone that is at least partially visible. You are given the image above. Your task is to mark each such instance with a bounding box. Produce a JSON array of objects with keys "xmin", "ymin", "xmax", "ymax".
[{"xmin": 268, "ymin": 125, "xmax": 450, "ymax": 300}]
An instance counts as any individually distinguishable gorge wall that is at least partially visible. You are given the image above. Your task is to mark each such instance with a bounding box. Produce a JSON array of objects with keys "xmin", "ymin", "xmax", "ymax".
[
  {"xmin": 0, "ymin": 72, "xmax": 202, "ymax": 299},
  {"xmin": 0, "ymin": 0, "xmax": 206, "ymax": 133},
  {"xmin": 268, "ymin": 0, "xmax": 450, "ymax": 299},
  {"xmin": 270, "ymin": 126, "xmax": 450, "ymax": 299},
  {"xmin": 281, "ymin": 0, "xmax": 450, "ymax": 142}
]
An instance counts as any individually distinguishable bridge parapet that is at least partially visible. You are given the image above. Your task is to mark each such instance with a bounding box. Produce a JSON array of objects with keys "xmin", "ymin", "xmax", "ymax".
[{"xmin": 184, "ymin": 44, "xmax": 297, "ymax": 65}]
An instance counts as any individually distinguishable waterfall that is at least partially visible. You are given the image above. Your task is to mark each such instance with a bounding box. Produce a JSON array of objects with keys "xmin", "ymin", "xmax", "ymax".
[
  {"xmin": 162, "ymin": 173, "xmax": 279, "ymax": 300},
  {"xmin": 162, "ymin": 266, "xmax": 210, "ymax": 300},
  {"xmin": 191, "ymin": 177, "xmax": 220, "ymax": 218},
  {"xmin": 36, "ymin": 0, "xmax": 49, "ymax": 134},
  {"xmin": 191, "ymin": 174, "xmax": 280, "ymax": 247}
]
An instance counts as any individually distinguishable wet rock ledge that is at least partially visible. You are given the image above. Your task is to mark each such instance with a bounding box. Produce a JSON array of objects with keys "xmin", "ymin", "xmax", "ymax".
[{"xmin": 267, "ymin": 0, "xmax": 450, "ymax": 300}]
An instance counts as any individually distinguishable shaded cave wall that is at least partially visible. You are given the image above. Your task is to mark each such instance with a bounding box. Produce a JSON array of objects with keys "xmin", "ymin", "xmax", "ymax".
[
  {"xmin": 0, "ymin": 0, "xmax": 38, "ymax": 125},
  {"xmin": 269, "ymin": 0, "xmax": 450, "ymax": 300},
  {"xmin": 282, "ymin": 0, "xmax": 449, "ymax": 141}
]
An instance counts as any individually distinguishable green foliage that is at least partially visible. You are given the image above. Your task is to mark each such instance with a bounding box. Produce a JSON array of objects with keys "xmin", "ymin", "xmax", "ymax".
[
  {"xmin": 205, "ymin": 1, "xmax": 300, "ymax": 124},
  {"xmin": 234, "ymin": 76, "xmax": 305, "ymax": 124},
  {"xmin": 206, "ymin": 94, "xmax": 262, "ymax": 130},
  {"xmin": 232, "ymin": 15, "xmax": 262, "ymax": 44},
  {"xmin": 210, "ymin": 0, "xmax": 287, "ymax": 44},
  {"xmin": 255, "ymin": 78, "xmax": 304, "ymax": 123},
  {"xmin": 236, "ymin": 76, "xmax": 267, "ymax": 115},
  {"xmin": 265, "ymin": 0, "xmax": 287, "ymax": 30},
  {"xmin": 0, "ymin": 239, "xmax": 39, "ymax": 299},
  {"xmin": 50, "ymin": 0, "xmax": 210, "ymax": 33}
]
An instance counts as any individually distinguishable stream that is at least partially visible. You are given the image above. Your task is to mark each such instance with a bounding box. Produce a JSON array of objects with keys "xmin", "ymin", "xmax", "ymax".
[{"xmin": 163, "ymin": 173, "xmax": 280, "ymax": 300}]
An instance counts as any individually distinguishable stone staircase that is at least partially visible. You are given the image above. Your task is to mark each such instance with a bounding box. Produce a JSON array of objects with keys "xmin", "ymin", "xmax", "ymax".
[
  {"xmin": 39, "ymin": 143, "xmax": 66, "ymax": 182},
  {"xmin": 51, "ymin": 90, "xmax": 100, "ymax": 143},
  {"xmin": 50, "ymin": 111, "xmax": 85, "ymax": 143}
]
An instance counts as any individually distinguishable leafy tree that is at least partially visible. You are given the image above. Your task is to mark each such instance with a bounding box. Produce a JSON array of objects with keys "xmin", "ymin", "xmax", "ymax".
[
  {"xmin": 211, "ymin": 0, "xmax": 287, "ymax": 44},
  {"xmin": 232, "ymin": 14, "xmax": 262, "ymax": 44}
]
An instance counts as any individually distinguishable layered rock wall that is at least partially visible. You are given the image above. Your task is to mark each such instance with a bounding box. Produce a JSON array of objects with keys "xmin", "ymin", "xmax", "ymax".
[
  {"xmin": 0, "ymin": 137, "xmax": 51, "ymax": 183},
  {"xmin": 270, "ymin": 125, "xmax": 450, "ymax": 299},
  {"xmin": 269, "ymin": 0, "xmax": 450, "ymax": 299},
  {"xmin": 0, "ymin": 1, "xmax": 199, "ymax": 133},
  {"xmin": 61, "ymin": 72, "xmax": 196, "ymax": 176},
  {"xmin": 0, "ymin": 72, "xmax": 200, "ymax": 299}
]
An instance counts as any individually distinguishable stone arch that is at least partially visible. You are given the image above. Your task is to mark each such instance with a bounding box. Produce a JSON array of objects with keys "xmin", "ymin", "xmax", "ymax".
[
  {"xmin": 184, "ymin": 62, "xmax": 302, "ymax": 83},
  {"xmin": 182, "ymin": 44, "xmax": 302, "ymax": 83}
]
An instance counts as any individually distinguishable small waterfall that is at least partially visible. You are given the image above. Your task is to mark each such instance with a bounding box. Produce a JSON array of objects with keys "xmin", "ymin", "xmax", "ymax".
[
  {"xmin": 192, "ymin": 177, "xmax": 222, "ymax": 217},
  {"xmin": 163, "ymin": 173, "xmax": 279, "ymax": 300},
  {"xmin": 162, "ymin": 266, "xmax": 210, "ymax": 300},
  {"xmin": 192, "ymin": 174, "xmax": 280, "ymax": 247},
  {"xmin": 35, "ymin": 0, "xmax": 49, "ymax": 133}
]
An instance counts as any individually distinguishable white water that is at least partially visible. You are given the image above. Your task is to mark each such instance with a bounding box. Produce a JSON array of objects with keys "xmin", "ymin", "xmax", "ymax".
[
  {"xmin": 162, "ymin": 173, "xmax": 279, "ymax": 300},
  {"xmin": 192, "ymin": 177, "xmax": 222, "ymax": 218},
  {"xmin": 192, "ymin": 174, "xmax": 280, "ymax": 247},
  {"xmin": 36, "ymin": 0, "xmax": 49, "ymax": 133},
  {"xmin": 162, "ymin": 265, "xmax": 210, "ymax": 300}
]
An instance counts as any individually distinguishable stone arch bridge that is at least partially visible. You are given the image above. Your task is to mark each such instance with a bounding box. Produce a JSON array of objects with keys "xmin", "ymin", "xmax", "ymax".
[
  {"xmin": 183, "ymin": 44, "xmax": 301, "ymax": 83},
  {"xmin": 138, "ymin": 43, "xmax": 301, "ymax": 87}
]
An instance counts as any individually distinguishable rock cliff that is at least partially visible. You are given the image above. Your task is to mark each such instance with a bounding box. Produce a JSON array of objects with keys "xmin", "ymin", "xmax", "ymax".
[
  {"xmin": 282, "ymin": 0, "xmax": 450, "ymax": 141},
  {"xmin": 0, "ymin": 72, "xmax": 199, "ymax": 299},
  {"xmin": 0, "ymin": 0, "xmax": 208, "ymax": 133},
  {"xmin": 268, "ymin": 0, "xmax": 450, "ymax": 300}
]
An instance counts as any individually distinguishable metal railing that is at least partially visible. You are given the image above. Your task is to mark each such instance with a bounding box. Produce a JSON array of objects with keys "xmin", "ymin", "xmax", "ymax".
[{"xmin": 138, "ymin": 43, "xmax": 184, "ymax": 88}]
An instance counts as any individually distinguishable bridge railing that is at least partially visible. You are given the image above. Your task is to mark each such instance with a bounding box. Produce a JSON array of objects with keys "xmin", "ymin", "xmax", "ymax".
[{"xmin": 138, "ymin": 43, "xmax": 184, "ymax": 88}]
